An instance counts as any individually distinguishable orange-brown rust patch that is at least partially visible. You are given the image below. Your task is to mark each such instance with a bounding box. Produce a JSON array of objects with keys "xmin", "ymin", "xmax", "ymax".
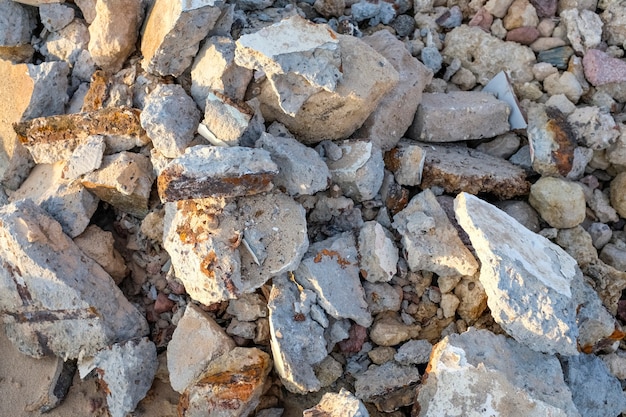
[
  {"xmin": 609, "ymin": 328, "xmax": 626, "ymax": 341},
  {"xmin": 545, "ymin": 107, "xmax": 576, "ymax": 176},
  {"xmin": 200, "ymin": 251, "xmax": 218, "ymax": 278},
  {"xmin": 221, "ymin": 173, "xmax": 273, "ymax": 191},
  {"xmin": 313, "ymin": 249, "xmax": 352, "ymax": 268},
  {"xmin": 196, "ymin": 359, "xmax": 270, "ymax": 403},
  {"xmin": 81, "ymin": 70, "xmax": 109, "ymax": 112},
  {"xmin": 383, "ymin": 147, "xmax": 402, "ymax": 173}
]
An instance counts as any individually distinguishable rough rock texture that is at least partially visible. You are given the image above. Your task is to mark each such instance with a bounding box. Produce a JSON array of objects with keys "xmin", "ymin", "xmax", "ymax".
[
  {"xmin": 303, "ymin": 388, "xmax": 368, "ymax": 417},
  {"xmin": 528, "ymin": 177, "xmax": 586, "ymax": 228},
  {"xmin": 358, "ymin": 221, "xmax": 398, "ymax": 283},
  {"xmin": 354, "ymin": 361, "xmax": 421, "ymax": 411},
  {"xmin": 39, "ymin": 3, "xmax": 75, "ymax": 32},
  {"xmin": 62, "ymin": 134, "xmax": 105, "ymax": 180},
  {"xmin": 415, "ymin": 328, "xmax": 581, "ymax": 416},
  {"xmin": 0, "ymin": 0, "xmax": 36, "ymax": 48},
  {"xmin": 200, "ymin": 92, "xmax": 254, "ymax": 146},
  {"xmin": 611, "ymin": 172, "xmax": 626, "ymax": 218},
  {"xmin": 73, "ymin": 225, "xmax": 128, "ymax": 284},
  {"xmin": 568, "ymin": 106, "xmax": 619, "ymax": 151},
  {"xmin": 326, "ymin": 140, "xmax": 384, "ymax": 202},
  {"xmin": 384, "ymin": 140, "xmax": 426, "ymax": 186},
  {"xmin": 0, "ymin": 200, "xmax": 148, "ymax": 360}
]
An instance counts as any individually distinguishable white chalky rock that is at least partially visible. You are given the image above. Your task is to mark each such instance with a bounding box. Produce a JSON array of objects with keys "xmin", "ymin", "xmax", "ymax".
[
  {"xmin": 78, "ymin": 338, "xmax": 157, "ymax": 417},
  {"xmin": 167, "ymin": 304, "xmax": 236, "ymax": 393},
  {"xmin": 561, "ymin": 9, "xmax": 603, "ymax": 54},
  {"xmin": 358, "ymin": 221, "xmax": 398, "ymax": 283},
  {"xmin": 416, "ymin": 328, "xmax": 581, "ymax": 417},
  {"xmin": 0, "ymin": 199, "xmax": 149, "ymax": 359},
  {"xmin": 39, "ymin": 3, "xmax": 75, "ymax": 32},
  {"xmin": 393, "ymin": 189, "xmax": 478, "ymax": 277},
  {"xmin": 567, "ymin": 106, "xmax": 620, "ymax": 151},
  {"xmin": 256, "ymin": 132, "xmax": 330, "ymax": 196},
  {"xmin": 43, "ymin": 19, "xmax": 89, "ymax": 65},
  {"xmin": 304, "ymin": 388, "xmax": 369, "ymax": 417},
  {"xmin": 200, "ymin": 92, "xmax": 253, "ymax": 146},
  {"xmin": 62, "ymin": 134, "xmax": 105, "ymax": 180},
  {"xmin": 295, "ymin": 232, "xmax": 372, "ymax": 327},
  {"xmin": 326, "ymin": 140, "xmax": 384, "ymax": 202},
  {"xmin": 384, "ymin": 140, "xmax": 426, "ymax": 186},
  {"xmin": 141, "ymin": 0, "xmax": 224, "ymax": 77}
]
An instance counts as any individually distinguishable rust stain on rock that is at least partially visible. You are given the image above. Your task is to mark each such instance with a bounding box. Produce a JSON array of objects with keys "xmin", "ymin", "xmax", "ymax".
[
  {"xmin": 545, "ymin": 107, "xmax": 576, "ymax": 176},
  {"xmin": 200, "ymin": 251, "xmax": 218, "ymax": 278},
  {"xmin": 313, "ymin": 249, "xmax": 352, "ymax": 268},
  {"xmin": 81, "ymin": 70, "xmax": 109, "ymax": 112}
]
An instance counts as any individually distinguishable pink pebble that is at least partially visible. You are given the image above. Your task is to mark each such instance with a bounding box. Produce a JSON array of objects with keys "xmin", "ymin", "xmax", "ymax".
[
  {"xmin": 583, "ymin": 49, "xmax": 626, "ymax": 86},
  {"xmin": 506, "ymin": 26, "xmax": 541, "ymax": 45},
  {"xmin": 468, "ymin": 8, "xmax": 493, "ymax": 32},
  {"xmin": 154, "ymin": 292, "xmax": 175, "ymax": 314}
]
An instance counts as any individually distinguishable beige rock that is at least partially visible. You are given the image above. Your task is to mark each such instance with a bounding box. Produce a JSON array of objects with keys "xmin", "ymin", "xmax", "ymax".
[
  {"xmin": 543, "ymin": 71, "xmax": 583, "ymax": 103},
  {"xmin": 369, "ymin": 313, "xmax": 421, "ymax": 346},
  {"xmin": 484, "ymin": 0, "xmax": 515, "ymax": 18},
  {"xmin": 75, "ymin": 0, "xmax": 97, "ymax": 23},
  {"xmin": 610, "ymin": 172, "xmax": 626, "ymax": 219},
  {"xmin": 384, "ymin": 140, "xmax": 426, "ymax": 186},
  {"xmin": 503, "ymin": 0, "xmax": 539, "ymax": 29},
  {"xmin": 528, "ymin": 177, "xmax": 586, "ymax": 228},
  {"xmin": 454, "ymin": 277, "xmax": 488, "ymax": 323},
  {"xmin": 74, "ymin": 225, "xmax": 128, "ymax": 284}
]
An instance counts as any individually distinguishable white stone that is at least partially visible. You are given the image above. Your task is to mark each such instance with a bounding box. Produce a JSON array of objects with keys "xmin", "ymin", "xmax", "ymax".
[
  {"xmin": 385, "ymin": 140, "xmax": 426, "ymax": 186},
  {"xmin": 304, "ymin": 388, "xmax": 369, "ymax": 417},
  {"xmin": 62, "ymin": 134, "xmax": 105, "ymax": 180},
  {"xmin": 358, "ymin": 221, "xmax": 398, "ymax": 283},
  {"xmin": 39, "ymin": 3, "xmax": 75, "ymax": 32},
  {"xmin": 326, "ymin": 140, "xmax": 384, "ymax": 202},
  {"xmin": 568, "ymin": 106, "xmax": 620, "ymax": 150},
  {"xmin": 201, "ymin": 92, "xmax": 252, "ymax": 146},
  {"xmin": 561, "ymin": 9, "xmax": 603, "ymax": 54},
  {"xmin": 43, "ymin": 19, "xmax": 89, "ymax": 65}
]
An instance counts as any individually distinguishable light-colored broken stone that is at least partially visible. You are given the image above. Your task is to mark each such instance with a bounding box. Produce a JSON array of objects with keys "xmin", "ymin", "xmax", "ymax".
[
  {"xmin": 73, "ymin": 225, "xmax": 128, "ymax": 284},
  {"xmin": 528, "ymin": 177, "xmax": 586, "ymax": 228},
  {"xmin": 62, "ymin": 134, "xmax": 105, "ymax": 180},
  {"xmin": 39, "ymin": 3, "xmax": 75, "ymax": 32},
  {"xmin": 383, "ymin": 140, "xmax": 426, "ymax": 187},
  {"xmin": 326, "ymin": 140, "xmax": 384, "ymax": 202},
  {"xmin": 354, "ymin": 361, "xmax": 421, "ymax": 411},
  {"xmin": 200, "ymin": 92, "xmax": 253, "ymax": 146},
  {"xmin": 303, "ymin": 388, "xmax": 369, "ymax": 417},
  {"xmin": 358, "ymin": 221, "xmax": 398, "ymax": 283}
]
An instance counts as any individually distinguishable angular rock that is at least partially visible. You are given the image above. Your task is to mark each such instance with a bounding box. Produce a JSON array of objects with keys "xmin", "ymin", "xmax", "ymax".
[
  {"xmin": 167, "ymin": 303, "xmax": 236, "ymax": 393},
  {"xmin": 561, "ymin": 9, "xmax": 602, "ymax": 54},
  {"xmin": 0, "ymin": 0, "xmax": 36, "ymax": 60},
  {"xmin": 256, "ymin": 132, "xmax": 330, "ymax": 196},
  {"xmin": 454, "ymin": 276, "xmax": 488, "ymax": 323},
  {"xmin": 503, "ymin": 0, "xmax": 539, "ymax": 29},
  {"xmin": 43, "ymin": 19, "xmax": 89, "ymax": 66},
  {"xmin": 415, "ymin": 328, "xmax": 581, "ymax": 416},
  {"xmin": 601, "ymin": 2, "xmax": 626, "ymax": 47},
  {"xmin": 600, "ymin": 242, "xmax": 626, "ymax": 271},
  {"xmin": 394, "ymin": 339, "xmax": 432, "ymax": 365},
  {"xmin": 199, "ymin": 92, "xmax": 254, "ymax": 147},
  {"xmin": 369, "ymin": 313, "xmax": 421, "ymax": 346},
  {"xmin": 157, "ymin": 145, "xmax": 278, "ymax": 202},
  {"xmin": 363, "ymin": 281, "xmax": 402, "ymax": 314},
  {"xmin": 358, "ymin": 221, "xmax": 398, "ymax": 283},
  {"xmin": 88, "ymin": 0, "xmax": 143, "ymax": 73},
  {"xmin": 78, "ymin": 338, "xmax": 157, "ymax": 417},
  {"xmin": 25, "ymin": 356, "xmax": 78, "ymax": 413},
  {"xmin": 354, "ymin": 30, "xmax": 433, "ymax": 150},
  {"xmin": 528, "ymin": 177, "xmax": 586, "ymax": 228},
  {"xmin": 62, "ymin": 134, "xmax": 105, "ymax": 180},
  {"xmin": 407, "ymin": 91, "xmax": 510, "ymax": 142},
  {"xmin": 303, "ymin": 388, "xmax": 368, "ymax": 417},
  {"xmin": 326, "ymin": 140, "xmax": 384, "ymax": 202},
  {"xmin": 73, "ymin": 225, "xmax": 128, "ymax": 284},
  {"xmin": 81, "ymin": 152, "xmax": 154, "ymax": 218},
  {"xmin": 141, "ymin": 0, "xmax": 223, "ymax": 77},
  {"xmin": 11, "ymin": 162, "xmax": 98, "ymax": 238},
  {"xmin": 567, "ymin": 106, "xmax": 619, "ymax": 150},
  {"xmin": 179, "ymin": 347, "xmax": 272, "ymax": 417},
  {"xmin": 268, "ymin": 275, "xmax": 328, "ymax": 394},
  {"xmin": 295, "ymin": 232, "xmax": 371, "ymax": 327},
  {"xmin": 0, "ymin": 199, "xmax": 148, "ymax": 359},
  {"xmin": 610, "ymin": 172, "xmax": 626, "ymax": 218},
  {"xmin": 226, "ymin": 293, "xmax": 268, "ymax": 322},
  {"xmin": 384, "ymin": 140, "xmax": 426, "ymax": 186},
  {"xmin": 354, "ymin": 361, "xmax": 421, "ymax": 411},
  {"xmin": 476, "ymin": 133, "xmax": 522, "ymax": 159},
  {"xmin": 39, "ymin": 3, "xmax": 75, "ymax": 32},
  {"xmin": 420, "ymin": 143, "xmax": 530, "ymax": 199},
  {"xmin": 393, "ymin": 189, "xmax": 478, "ymax": 277}
]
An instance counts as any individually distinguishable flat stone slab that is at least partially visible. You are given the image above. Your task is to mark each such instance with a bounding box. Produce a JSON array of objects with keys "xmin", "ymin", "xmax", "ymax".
[{"xmin": 418, "ymin": 142, "xmax": 530, "ymax": 199}]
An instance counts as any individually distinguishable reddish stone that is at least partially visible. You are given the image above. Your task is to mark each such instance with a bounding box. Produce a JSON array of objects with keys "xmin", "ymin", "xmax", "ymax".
[
  {"xmin": 506, "ymin": 26, "xmax": 540, "ymax": 45},
  {"xmin": 468, "ymin": 8, "xmax": 493, "ymax": 32},
  {"xmin": 338, "ymin": 324, "xmax": 368, "ymax": 353},
  {"xmin": 167, "ymin": 279, "xmax": 186, "ymax": 295},
  {"xmin": 583, "ymin": 49, "xmax": 626, "ymax": 87},
  {"xmin": 154, "ymin": 292, "xmax": 175, "ymax": 314},
  {"xmin": 529, "ymin": 0, "xmax": 557, "ymax": 17}
]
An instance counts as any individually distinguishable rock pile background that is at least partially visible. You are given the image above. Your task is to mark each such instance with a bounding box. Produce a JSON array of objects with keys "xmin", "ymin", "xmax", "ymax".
[{"xmin": 1, "ymin": 0, "xmax": 626, "ymax": 416}]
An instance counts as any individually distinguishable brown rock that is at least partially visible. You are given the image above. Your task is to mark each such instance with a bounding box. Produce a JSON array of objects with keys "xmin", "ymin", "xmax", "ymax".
[
  {"xmin": 468, "ymin": 8, "xmax": 493, "ymax": 32},
  {"xmin": 530, "ymin": 0, "xmax": 557, "ymax": 17},
  {"xmin": 154, "ymin": 292, "xmax": 175, "ymax": 314},
  {"xmin": 506, "ymin": 26, "xmax": 541, "ymax": 45},
  {"xmin": 81, "ymin": 70, "xmax": 109, "ymax": 112},
  {"xmin": 503, "ymin": 0, "xmax": 539, "ymax": 30},
  {"xmin": 313, "ymin": 0, "xmax": 345, "ymax": 18}
]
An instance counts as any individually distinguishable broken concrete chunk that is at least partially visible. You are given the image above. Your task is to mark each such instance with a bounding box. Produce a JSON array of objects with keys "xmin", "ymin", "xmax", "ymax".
[
  {"xmin": 39, "ymin": 3, "xmax": 75, "ymax": 32},
  {"xmin": 42, "ymin": 19, "xmax": 89, "ymax": 66},
  {"xmin": 528, "ymin": 177, "xmax": 586, "ymax": 228},
  {"xmin": 295, "ymin": 232, "xmax": 372, "ymax": 327},
  {"xmin": 416, "ymin": 328, "xmax": 581, "ymax": 417},
  {"xmin": 167, "ymin": 303, "xmax": 236, "ymax": 393},
  {"xmin": 394, "ymin": 339, "xmax": 432, "ymax": 365},
  {"xmin": 326, "ymin": 140, "xmax": 384, "ymax": 202},
  {"xmin": 226, "ymin": 293, "xmax": 268, "ymax": 322},
  {"xmin": 0, "ymin": 199, "xmax": 148, "ymax": 359},
  {"xmin": 62, "ymin": 135, "xmax": 105, "ymax": 180},
  {"xmin": 179, "ymin": 347, "xmax": 272, "ymax": 417},
  {"xmin": 200, "ymin": 92, "xmax": 253, "ymax": 146},
  {"xmin": 141, "ymin": 0, "xmax": 223, "ymax": 77},
  {"xmin": 81, "ymin": 152, "xmax": 154, "ymax": 218},
  {"xmin": 157, "ymin": 145, "xmax": 278, "ymax": 202},
  {"xmin": 369, "ymin": 312, "xmax": 420, "ymax": 346},
  {"xmin": 407, "ymin": 91, "xmax": 510, "ymax": 142},
  {"xmin": 567, "ymin": 106, "xmax": 619, "ymax": 151},
  {"xmin": 560, "ymin": 9, "xmax": 603, "ymax": 54},
  {"xmin": 304, "ymin": 388, "xmax": 369, "ymax": 417},
  {"xmin": 393, "ymin": 189, "xmax": 478, "ymax": 277},
  {"xmin": 140, "ymin": 84, "xmax": 202, "ymax": 158},
  {"xmin": 384, "ymin": 140, "xmax": 426, "ymax": 187},
  {"xmin": 354, "ymin": 361, "xmax": 421, "ymax": 411},
  {"xmin": 256, "ymin": 132, "xmax": 330, "ymax": 196},
  {"xmin": 419, "ymin": 142, "xmax": 530, "ymax": 199},
  {"xmin": 73, "ymin": 225, "xmax": 128, "ymax": 284},
  {"xmin": 364, "ymin": 281, "xmax": 401, "ymax": 314},
  {"xmin": 358, "ymin": 221, "xmax": 398, "ymax": 283},
  {"xmin": 268, "ymin": 275, "xmax": 328, "ymax": 394}
]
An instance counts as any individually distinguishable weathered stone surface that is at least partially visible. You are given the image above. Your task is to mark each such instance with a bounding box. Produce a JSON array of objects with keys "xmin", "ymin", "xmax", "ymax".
[
  {"xmin": 528, "ymin": 177, "xmax": 586, "ymax": 228},
  {"xmin": 543, "ymin": 71, "xmax": 583, "ymax": 103},
  {"xmin": 354, "ymin": 30, "xmax": 433, "ymax": 150},
  {"xmin": 81, "ymin": 152, "xmax": 154, "ymax": 218},
  {"xmin": 0, "ymin": 199, "xmax": 148, "ymax": 359},
  {"xmin": 88, "ymin": 0, "xmax": 143, "ymax": 73},
  {"xmin": 503, "ymin": 0, "xmax": 539, "ymax": 29},
  {"xmin": 11, "ymin": 162, "xmax": 98, "ymax": 238},
  {"xmin": 42, "ymin": 19, "xmax": 89, "ymax": 67},
  {"xmin": 199, "ymin": 92, "xmax": 255, "ymax": 147},
  {"xmin": 601, "ymin": 242, "xmax": 626, "ymax": 272},
  {"xmin": 393, "ymin": 189, "xmax": 478, "ymax": 277},
  {"xmin": 303, "ymin": 388, "xmax": 369, "ymax": 417},
  {"xmin": 354, "ymin": 361, "xmax": 421, "ymax": 409},
  {"xmin": 442, "ymin": 25, "xmax": 536, "ymax": 86},
  {"xmin": 384, "ymin": 140, "xmax": 426, "ymax": 186},
  {"xmin": 0, "ymin": 0, "xmax": 36, "ymax": 48},
  {"xmin": 610, "ymin": 172, "xmax": 626, "ymax": 218},
  {"xmin": 78, "ymin": 338, "xmax": 157, "ymax": 417},
  {"xmin": 601, "ymin": 1, "xmax": 626, "ymax": 48},
  {"xmin": 62, "ymin": 134, "xmax": 105, "ymax": 180},
  {"xmin": 326, "ymin": 140, "xmax": 384, "ymax": 202},
  {"xmin": 420, "ymin": 143, "xmax": 530, "ymax": 199},
  {"xmin": 157, "ymin": 145, "xmax": 278, "ymax": 202},
  {"xmin": 581, "ymin": 49, "xmax": 626, "ymax": 87},
  {"xmin": 407, "ymin": 91, "xmax": 510, "ymax": 142},
  {"xmin": 561, "ymin": 9, "xmax": 602, "ymax": 54},
  {"xmin": 369, "ymin": 313, "xmax": 421, "ymax": 346},
  {"xmin": 191, "ymin": 36, "xmax": 253, "ymax": 108},
  {"xmin": 506, "ymin": 26, "xmax": 541, "ymax": 44},
  {"xmin": 415, "ymin": 328, "xmax": 580, "ymax": 416},
  {"xmin": 226, "ymin": 293, "xmax": 267, "ymax": 322},
  {"xmin": 73, "ymin": 225, "xmax": 127, "ymax": 284},
  {"xmin": 363, "ymin": 281, "xmax": 401, "ymax": 314},
  {"xmin": 167, "ymin": 303, "xmax": 236, "ymax": 393},
  {"xmin": 268, "ymin": 275, "xmax": 327, "ymax": 394},
  {"xmin": 567, "ymin": 106, "xmax": 619, "ymax": 151},
  {"xmin": 295, "ymin": 232, "xmax": 371, "ymax": 327},
  {"xmin": 358, "ymin": 221, "xmax": 398, "ymax": 283},
  {"xmin": 394, "ymin": 339, "xmax": 432, "ymax": 365},
  {"xmin": 256, "ymin": 132, "xmax": 330, "ymax": 196},
  {"xmin": 39, "ymin": 3, "xmax": 75, "ymax": 32},
  {"xmin": 179, "ymin": 347, "xmax": 272, "ymax": 417},
  {"xmin": 141, "ymin": 0, "xmax": 223, "ymax": 77}
]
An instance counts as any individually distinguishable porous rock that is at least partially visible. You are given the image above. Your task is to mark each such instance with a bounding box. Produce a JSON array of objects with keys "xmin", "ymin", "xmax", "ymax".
[
  {"xmin": 199, "ymin": 92, "xmax": 254, "ymax": 147},
  {"xmin": 73, "ymin": 225, "xmax": 128, "ymax": 284},
  {"xmin": 567, "ymin": 106, "xmax": 619, "ymax": 151},
  {"xmin": 358, "ymin": 221, "xmax": 398, "ymax": 283},
  {"xmin": 528, "ymin": 176, "xmax": 586, "ymax": 229},
  {"xmin": 303, "ymin": 388, "xmax": 368, "ymax": 417},
  {"xmin": 354, "ymin": 361, "xmax": 421, "ymax": 411},
  {"xmin": 326, "ymin": 140, "xmax": 384, "ymax": 202},
  {"xmin": 560, "ymin": 9, "xmax": 602, "ymax": 54}
]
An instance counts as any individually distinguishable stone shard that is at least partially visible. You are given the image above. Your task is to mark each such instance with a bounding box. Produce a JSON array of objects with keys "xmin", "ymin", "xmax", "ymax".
[
  {"xmin": 354, "ymin": 361, "xmax": 421, "ymax": 412},
  {"xmin": 560, "ymin": 9, "xmax": 603, "ymax": 54},
  {"xmin": 39, "ymin": 3, "xmax": 75, "ymax": 32},
  {"xmin": 141, "ymin": 0, "xmax": 223, "ymax": 77},
  {"xmin": 326, "ymin": 140, "xmax": 384, "ymax": 202},
  {"xmin": 0, "ymin": 0, "xmax": 35, "ymax": 47},
  {"xmin": 62, "ymin": 134, "xmax": 106, "ymax": 180},
  {"xmin": 407, "ymin": 92, "xmax": 511, "ymax": 142},
  {"xmin": 268, "ymin": 275, "xmax": 328, "ymax": 394},
  {"xmin": 73, "ymin": 225, "xmax": 128, "ymax": 284},
  {"xmin": 354, "ymin": 30, "xmax": 433, "ymax": 150},
  {"xmin": 567, "ymin": 105, "xmax": 619, "ymax": 151},
  {"xmin": 384, "ymin": 140, "xmax": 426, "ymax": 187},
  {"xmin": 303, "ymin": 388, "xmax": 369, "ymax": 417},
  {"xmin": 393, "ymin": 189, "xmax": 478, "ymax": 277},
  {"xmin": 157, "ymin": 145, "xmax": 278, "ymax": 202},
  {"xmin": 419, "ymin": 142, "xmax": 530, "ymax": 199},
  {"xmin": 200, "ymin": 92, "xmax": 254, "ymax": 147},
  {"xmin": 295, "ymin": 232, "xmax": 372, "ymax": 327},
  {"xmin": 167, "ymin": 304, "xmax": 236, "ymax": 393},
  {"xmin": 0, "ymin": 199, "xmax": 149, "ymax": 360},
  {"xmin": 415, "ymin": 328, "xmax": 581, "ymax": 417},
  {"xmin": 358, "ymin": 221, "xmax": 398, "ymax": 283}
]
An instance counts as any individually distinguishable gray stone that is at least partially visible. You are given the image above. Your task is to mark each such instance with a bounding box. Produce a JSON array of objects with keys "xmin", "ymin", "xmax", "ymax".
[
  {"xmin": 475, "ymin": 133, "xmax": 521, "ymax": 159},
  {"xmin": 351, "ymin": 0, "xmax": 395, "ymax": 25},
  {"xmin": 73, "ymin": 225, "xmax": 128, "ymax": 284},
  {"xmin": 601, "ymin": 350, "xmax": 626, "ymax": 380},
  {"xmin": 363, "ymin": 281, "xmax": 402, "ymax": 314},
  {"xmin": 199, "ymin": 92, "xmax": 253, "ymax": 147},
  {"xmin": 393, "ymin": 189, "xmax": 479, "ymax": 277},
  {"xmin": 528, "ymin": 177, "xmax": 586, "ymax": 228},
  {"xmin": 588, "ymin": 222, "xmax": 612, "ymax": 250},
  {"xmin": 326, "ymin": 140, "xmax": 384, "ymax": 202},
  {"xmin": 268, "ymin": 275, "xmax": 328, "ymax": 394},
  {"xmin": 354, "ymin": 361, "xmax": 421, "ymax": 407},
  {"xmin": 358, "ymin": 221, "xmax": 398, "ymax": 283},
  {"xmin": 0, "ymin": 199, "xmax": 148, "ymax": 359},
  {"xmin": 420, "ymin": 47, "xmax": 442, "ymax": 74},
  {"xmin": 561, "ymin": 8, "xmax": 603, "ymax": 53},
  {"xmin": 226, "ymin": 293, "xmax": 268, "ymax": 322},
  {"xmin": 384, "ymin": 140, "xmax": 426, "ymax": 186},
  {"xmin": 394, "ymin": 339, "xmax": 433, "ymax": 365},
  {"xmin": 607, "ymin": 130, "xmax": 626, "ymax": 166},
  {"xmin": 407, "ymin": 92, "xmax": 511, "ymax": 142},
  {"xmin": 256, "ymin": 132, "xmax": 330, "ymax": 196},
  {"xmin": 303, "ymin": 388, "xmax": 369, "ymax": 417},
  {"xmin": 140, "ymin": 84, "xmax": 202, "ymax": 159},
  {"xmin": 62, "ymin": 135, "xmax": 105, "ymax": 180},
  {"xmin": 295, "ymin": 232, "xmax": 371, "ymax": 327},
  {"xmin": 226, "ymin": 319, "xmax": 256, "ymax": 339},
  {"xmin": 0, "ymin": 0, "xmax": 36, "ymax": 47},
  {"xmin": 42, "ymin": 19, "xmax": 89, "ymax": 66},
  {"xmin": 561, "ymin": 354, "xmax": 626, "ymax": 417},
  {"xmin": 567, "ymin": 106, "xmax": 619, "ymax": 150},
  {"xmin": 600, "ymin": 242, "xmax": 626, "ymax": 272},
  {"xmin": 39, "ymin": 3, "xmax": 74, "ymax": 32},
  {"xmin": 602, "ymin": 1, "xmax": 626, "ymax": 48},
  {"xmin": 587, "ymin": 188, "xmax": 619, "ymax": 223},
  {"xmin": 415, "ymin": 328, "xmax": 580, "ymax": 417},
  {"xmin": 527, "ymin": 104, "xmax": 577, "ymax": 176},
  {"xmin": 78, "ymin": 338, "xmax": 157, "ymax": 417},
  {"xmin": 167, "ymin": 304, "xmax": 236, "ymax": 393},
  {"xmin": 495, "ymin": 200, "xmax": 541, "ymax": 233}
]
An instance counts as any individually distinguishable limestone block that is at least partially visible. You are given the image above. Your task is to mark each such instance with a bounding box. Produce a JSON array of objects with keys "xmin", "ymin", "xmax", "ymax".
[
  {"xmin": 141, "ymin": 0, "xmax": 223, "ymax": 77},
  {"xmin": 11, "ymin": 162, "xmax": 99, "ymax": 238},
  {"xmin": 81, "ymin": 152, "xmax": 155, "ymax": 218},
  {"xmin": 326, "ymin": 140, "xmax": 384, "ymax": 202},
  {"xmin": 303, "ymin": 389, "xmax": 368, "ymax": 417},
  {"xmin": 157, "ymin": 145, "xmax": 278, "ymax": 202},
  {"xmin": 39, "ymin": 3, "xmax": 75, "ymax": 32},
  {"xmin": 200, "ymin": 92, "xmax": 253, "ymax": 146},
  {"xmin": 167, "ymin": 304, "xmax": 236, "ymax": 393},
  {"xmin": 73, "ymin": 225, "xmax": 128, "ymax": 284},
  {"xmin": 358, "ymin": 221, "xmax": 398, "ymax": 283},
  {"xmin": 407, "ymin": 91, "xmax": 510, "ymax": 142},
  {"xmin": 354, "ymin": 30, "xmax": 433, "ymax": 150},
  {"xmin": 43, "ymin": 19, "xmax": 89, "ymax": 65},
  {"xmin": 0, "ymin": 199, "xmax": 148, "ymax": 359},
  {"xmin": 383, "ymin": 140, "xmax": 426, "ymax": 186},
  {"xmin": 62, "ymin": 134, "xmax": 105, "ymax": 180},
  {"xmin": 567, "ymin": 106, "xmax": 619, "ymax": 150},
  {"xmin": 0, "ymin": 0, "xmax": 36, "ymax": 47},
  {"xmin": 88, "ymin": 0, "xmax": 143, "ymax": 73},
  {"xmin": 528, "ymin": 177, "xmax": 586, "ymax": 228}
]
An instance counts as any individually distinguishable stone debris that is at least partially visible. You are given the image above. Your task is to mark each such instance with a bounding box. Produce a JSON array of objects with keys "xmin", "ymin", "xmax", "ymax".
[
  {"xmin": 73, "ymin": 225, "xmax": 128, "ymax": 284},
  {"xmin": 39, "ymin": 3, "xmax": 75, "ymax": 32},
  {"xmin": 528, "ymin": 176, "xmax": 586, "ymax": 228},
  {"xmin": 354, "ymin": 361, "xmax": 421, "ymax": 411},
  {"xmin": 303, "ymin": 388, "xmax": 368, "ymax": 417},
  {"xmin": 0, "ymin": 0, "xmax": 36, "ymax": 62},
  {"xmin": 62, "ymin": 134, "xmax": 106, "ymax": 180},
  {"xmin": 383, "ymin": 140, "xmax": 426, "ymax": 187},
  {"xmin": 199, "ymin": 92, "xmax": 254, "ymax": 147},
  {"xmin": 358, "ymin": 221, "xmax": 398, "ymax": 283},
  {"xmin": 26, "ymin": 357, "xmax": 77, "ymax": 413},
  {"xmin": 326, "ymin": 140, "xmax": 384, "ymax": 202}
]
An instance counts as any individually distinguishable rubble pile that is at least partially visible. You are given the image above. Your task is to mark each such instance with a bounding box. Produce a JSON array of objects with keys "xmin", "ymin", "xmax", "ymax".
[{"xmin": 1, "ymin": 0, "xmax": 626, "ymax": 416}]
